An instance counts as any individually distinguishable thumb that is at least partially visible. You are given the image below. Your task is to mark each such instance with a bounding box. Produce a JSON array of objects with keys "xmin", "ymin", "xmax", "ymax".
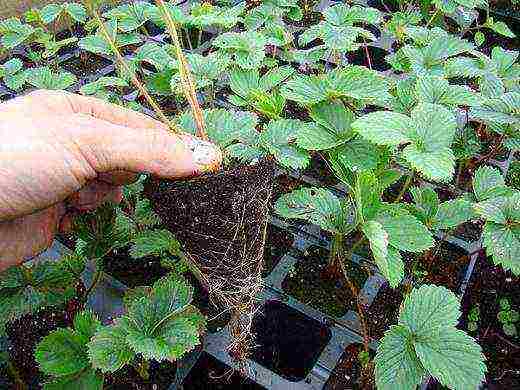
[{"xmin": 73, "ymin": 114, "xmax": 222, "ymax": 178}]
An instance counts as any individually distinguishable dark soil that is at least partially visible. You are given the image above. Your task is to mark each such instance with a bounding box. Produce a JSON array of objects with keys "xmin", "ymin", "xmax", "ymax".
[
  {"xmin": 5, "ymin": 293, "xmax": 83, "ymax": 387},
  {"xmin": 405, "ymin": 240, "xmax": 469, "ymax": 293},
  {"xmin": 105, "ymin": 360, "xmax": 178, "ymax": 390},
  {"xmin": 347, "ymin": 46, "xmax": 390, "ymax": 72},
  {"xmin": 506, "ymin": 160, "xmax": 520, "ymax": 190},
  {"xmin": 262, "ymin": 224, "xmax": 295, "ymax": 277},
  {"xmin": 251, "ymin": 300, "xmax": 331, "ymax": 381},
  {"xmin": 382, "ymin": 173, "xmax": 418, "ymax": 203},
  {"xmin": 285, "ymin": 99, "xmax": 310, "ymax": 121},
  {"xmin": 324, "ymin": 343, "xmax": 375, "ymax": 390},
  {"xmin": 282, "ymin": 245, "xmax": 369, "ymax": 317},
  {"xmin": 365, "ymin": 284, "xmax": 403, "ymax": 340},
  {"xmin": 144, "ymin": 159, "xmax": 275, "ymax": 294},
  {"xmin": 461, "ymin": 255, "xmax": 520, "ymax": 388},
  {"xmin": 304, "ymin": 153, "xmax": 339, "ymax": 186},
  {"xmin": 60, "ymin": 52, "xmax": 112, "ymax": 78},
  {"xmin": 103, "ymin": 247, "xmax": 170, "ymax": 288},
  {"xmin": 454, "ymin": 220, "xmax": 483, "ymax": 244},
  {"xmin": 182, "ymin": 351, "xmax": 267, "ymax": 389}
]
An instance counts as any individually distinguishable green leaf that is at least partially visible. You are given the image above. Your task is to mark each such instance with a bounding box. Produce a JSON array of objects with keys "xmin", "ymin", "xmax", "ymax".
[
  {"xmin": 103, "ymin": 2, "xmax": 152, "ymax": 32},
  {"xmin": 275, "ymin": 187, "xmax": 344, "ymax": 233},
  {"xmin": 40, "ymin": 4, "xmax": 63, "ymax": 24},
  {"xmin": 375, "ymin": 325, "xmax": 426, "ymax": 390},
  {"xmin": 352, "ymin": 111, "xmax": 412, "ymax": 146},
  {"xmin": 130, "ymin": 229, "xmax": 182, "ymax": 259},
  {"xmin": 355, "ymin": 170, "xmax": 381, "ymax": 221},
  {"xmin": 475, "ymin": 31, "xmax": 485, "ymax": 46},
  {"xmin": 376, "ymin": 206, "xmax": 434, "ymax": 253},
  {"xmin": 73, "ymin": 310, "xmax": 100, "ymax": 345},
  {"xmin": 80, "ymin": 76, "xmax": 128, "ymax": 95},
  {"xmin": 0, "ymin": 18, "xmax": 35, "ymax": 49},
  {"xmin": 88, "ymin": 322, "xmax": 134, "ymax": 373},
  {"xmin": 411, "ymin": 187, "xmax": 439, "ymax": 225},
  {"xmin": 399, "ymin": 284, "xmax": 460, "ymax": 337},
  {"xmin": 363, "ymin": 222, "xmax": 404, "ymax": 287},
  {"xmin": 485, "ymin": 18, "xmax": 515, "ymax": 38},
  {"xmin": 213, "ymin": 31, "xmax": 266, "ymax": 69},
  {"xmin": 333, "ymin": 137, "xmax": 380, "ymax": 172},
  {"xmin": 260, "ymin": 119, "xmax": 310, "ymax": 169},
  {"xmin": 403, "ymin": 145, "xmax": 455, "ymax": 182},
  {"xmin": 63, "ymin": 3, "xmax": 88, "ymax": 23},
  {"xmin": 25, "ymin": 66, "xmax": 76, "ymax": 90},
  {"xmin": 135, "ymin": 42, "xmax": 174, "ymax": 71},
  {"xmin": 259, "ymin": 65, "xmax": 295, "ymax": 91},
  {"xmin": 434, "ymin": 198, "xmax": 476, "ymax": 230},
  {"xmin": 178, "ymin": 109, "xmax": 258, "ymax": 149},
  {"xmin": 43, "ymin": 368, "xmax": 103, "ymax": 390},
  {"xmin": 78, "ymin": 35, "xmax": 110, "ymax": 55},
  {"xmin": 482, "ymin": 221, "xmax": 520, "ymax": 275},
  {"xmin": 414, "ymin": 328, "xmax": 486, "ymax": 389},
  {"xmin": 473, "ymin": 165, "xmax": 511, "ymax": 201},
  {"xmin": 121, "ymin": 275, "xmax": 205, "ymax": 361},
  {"xmin": 35, "ymin": 329, "xmax": 89, "ymax": 377},
  {"xmin": 295, "ymin": 101, "xmax": 356, "ymax": 150},
  {"xmin": 280, "ymin": 74, "xmax": 328, "ymax": 106}
]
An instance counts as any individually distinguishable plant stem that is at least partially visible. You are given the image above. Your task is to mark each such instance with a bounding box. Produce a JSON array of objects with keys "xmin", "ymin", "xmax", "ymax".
[
  {"xmin": 394, "ymin": 172, "xmax": 413, "ymax": 203},
  {"xmin": 83, "ymin": 267, "xmax": 103, "ymax": 301},
  {"xmin": 339, "ymin": 243, "xmax": 371, "ymax": 355},
  {"xmin": 197, "ymin": 28, "xmax": 203, "ymax": 48},
  {"xmin": 86, "ymin": 1, "xmax": 178, "ymax": 132},
  {"xmin": 426, "ymin": 8, "xmax": 441, "ymax": 27},
  {"xmin": 156, "ymin": 0, "xmax": 207, "ymax": 140}
]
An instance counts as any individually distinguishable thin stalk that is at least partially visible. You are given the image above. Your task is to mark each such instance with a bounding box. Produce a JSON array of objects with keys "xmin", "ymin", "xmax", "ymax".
[
  {"xmin": 140, "ymin": 24, "xmax": 150, "ymax": 36},
  {"xmin": 183, "ymin": 28, "xmax": 193, "ymax": 50},
  {"xmin": 156, "ymin": 0, "xmax": 207, "ymax": 140},
  {"xmin": 85, "ymin": 1, "xmax": 179, "ymax": 133},
  {"xmin": 197, "ymin": 28, "xmax": 203, "ymax": 49},
  {"xmin": 394, "ymin": 172, "xmax": 413, "ymax": 203},
  {"xmin": 426, "ymin": 8, "xmax": 441, "ymax": 28},
  {"xmin": 83, "ymin": 267, "xmax": 103, "ymax": 301},
  {"xmin": 362, "ymin": 39, "xmax": 372, "ymax": 70},
  {"xmin": 340, "ymin": 236, "xmax": 371, "ymax": 354}
]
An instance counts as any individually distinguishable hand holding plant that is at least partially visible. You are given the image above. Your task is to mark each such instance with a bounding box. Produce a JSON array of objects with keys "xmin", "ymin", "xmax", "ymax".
[{"xmin": 0, "ymin": 90, "xmax": 221, "ymax": 271}]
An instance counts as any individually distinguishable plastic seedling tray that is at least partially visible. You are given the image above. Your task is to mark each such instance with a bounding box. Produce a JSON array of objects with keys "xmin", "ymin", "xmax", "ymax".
[
  {"xmin": 251, "ymin": 300, "xmax": 332, "ymax": 382},
  {"xmin": 204, "ymin": 286, "xmax": 378, "ymax": 390}
]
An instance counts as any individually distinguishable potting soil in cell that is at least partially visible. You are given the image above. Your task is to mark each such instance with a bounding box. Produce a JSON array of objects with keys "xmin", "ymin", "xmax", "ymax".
[
  {"xmin": 251, "ymin": 300, "xmax": 332, "ymax": 382},
  {"xmin": 182, "ymin": 352, "xmax": 267, "ymax": 389}
]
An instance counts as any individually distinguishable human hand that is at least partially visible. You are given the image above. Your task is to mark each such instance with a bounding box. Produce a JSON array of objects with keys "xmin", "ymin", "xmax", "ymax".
[{"xmin": 0, "ymin": 90, "xmax": 222, "ymax": 271}]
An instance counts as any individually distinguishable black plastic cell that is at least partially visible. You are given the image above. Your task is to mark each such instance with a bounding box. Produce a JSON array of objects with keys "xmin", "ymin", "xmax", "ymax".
[
  {"xmin": 182, "ymin": 352, "xmax": 266, "ymax": 389},
  {"xmin": 251, "ymin": 300, "xmax": 332, "ymax": 382}
]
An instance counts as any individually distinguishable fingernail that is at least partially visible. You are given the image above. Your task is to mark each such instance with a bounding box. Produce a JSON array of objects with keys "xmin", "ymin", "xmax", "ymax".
[{"xmin": 184, "ymin": 136, "xmax": 222, "ymax": 173}]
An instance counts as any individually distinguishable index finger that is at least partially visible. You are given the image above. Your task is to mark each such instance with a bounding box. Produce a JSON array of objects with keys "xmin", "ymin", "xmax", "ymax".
[{"xmin": 27, "ymin": 90, "xmax": 169, "ymax": 130}]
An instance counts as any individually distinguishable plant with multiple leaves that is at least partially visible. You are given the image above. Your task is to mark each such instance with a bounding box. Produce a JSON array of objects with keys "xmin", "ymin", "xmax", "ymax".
[
  {"xmin": 497, "ymin": 297, "xmax": 519, "ymax": 337},
  {"xmin": 375, "ymin": 285, "xmax": 486, "ymax": 389},
  {"xmin": 299, "ymin": 4, "xmax": 382, "ymax": 61},
  {"xmin": 0, "ymin": 58, "xmax": 25, "ymax": 91},
  {"xmin": 228, "ymin": 65, "xmax": 294, "ymax": 119},
  {"xmin": 34, "ymin": 275, "xmax": 204, "ymax": 388},
  {"xmin": 213, "ymin": 30, "xmax": 267, "ymax": 69},
  {"xmin": 472, "ymin": 166, "xmax": 520, "ymax": 274},
  {"xmin": 276, "ymin": 168, "xmax": 435, "ymax": 288},
  {"xmin": 0, "ymin": 253, "xmax": 86, "ymax": 334}
]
